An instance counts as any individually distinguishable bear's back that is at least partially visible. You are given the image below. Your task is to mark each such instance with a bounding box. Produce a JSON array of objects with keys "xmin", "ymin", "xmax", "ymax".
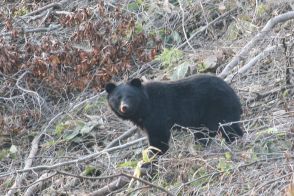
[
  {"xmin": 142, "ymin": 74, "xmax": 241, "ymax": 128},
  {"xmin": 143, "ymin": 74, "xmax": 239, "ymax": 105}
]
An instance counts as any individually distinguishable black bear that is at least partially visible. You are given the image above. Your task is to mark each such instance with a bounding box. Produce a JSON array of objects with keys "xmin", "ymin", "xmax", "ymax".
[{"xmin": 105, "ymin": 75, "xmax": 243, "ymax": 154}]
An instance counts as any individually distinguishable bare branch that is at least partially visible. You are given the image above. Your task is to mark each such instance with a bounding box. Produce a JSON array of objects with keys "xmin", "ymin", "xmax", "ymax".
[
  {"xmin": 219, "ymin": 11, "xmax": 294, "ymax": 78},
  {"xmin": 0, "ymin": 25, "xmax": 61, "ymax": 37},
  {"xmin": 52, "ymin": 170, "xmax": 175, "ymax": 196},
  {"xmin": 88, "ymin": 173, "xmax": 175, "ymax": 196},
  {"xmin": 5, "ymin": 112, "xmax": 63, "ymax": 196},
  {"xmin": 225, "ymin": 45, "xmax": 278, "ymax": 83},
  {"xmin": 27, "ymin": 8, "xmax": 53, "ymax": 23},
  {"xmin": 15, "ymin": 71, "xmax": 44, "ymax": 112},
  {"xmin": 0, "ymin": 137, "xmax": 147, "ymax": 179},
  {"xmin": 178, "ymin": 0, "xmax": 195, "ymax": 52},
  {"xmin": 105, "ymin": 126, "xmax": 138, "ymax": 149},
  {"xmin": 249, "ymin": 173, "xmax": 292, "ymax": 195},
  {"xmin": 22, "ymin": 0, "xmax": 69, "ymax": 17},
  {"xmin": 23, "ymin": 172, "xmax": 57, "ymax": 196},
  {"xmin": 89, "ymin": 176, "xmax": 129, "ymax": 196},
  {"xmin": 177, "ymin": 8, "xmax": 238, "ymax": 49}
]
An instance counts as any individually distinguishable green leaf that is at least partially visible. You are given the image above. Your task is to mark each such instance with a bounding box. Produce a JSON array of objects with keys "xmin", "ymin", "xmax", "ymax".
[
  {"xmin": 256, "ymin": 127, "xmax": 281, "ymax": 136},
  {"xmin": 55, "ymin": 123, "xmax": 67, "ymax": 136},
  {"xmin": 9, "ymin": 145, "xmax": 18, "ymax": 154},
  {"xmin": 224, "ymin": 152, "xmax": 232, "ymax": 160},
  {"xmin": 43, "ymin": 140, "xmax": 57, "ymax": 148},
  {"xmin": 83, "ymin": 103, "xmax": 94, "ymax": 113},
  {"xmin": 1, "ymin": 178, "xmax": 14, "ymax": 189},
  {"xmin": 127, "ymin": 1, "xmax": 141, "ymax": 11},
  {"xmin": 117, "ymin": 161, "xmax": 138, "ymax": 168},
  {"xmin": 80, "ymin": 121, "xmax": 99, "ymax": 134},
  {"xmin": 83, "ymin": 166, "xmax": 96, "ymax": 176},
  {"xmin": 202, "ymin": 55, "xmax": 218, "ymax": 70},
  {"xmin": 155, "ymin": 48, "xmax": 183, "ymax": 68},
  {"xmin": 0, "ymin": 149, "xmax": 9, "ymax": 160},
  {"xmin": 63, "ymin": 129, "xmax": 80, "ymax": 141},
  {"xmin": 250, "ymin": 149, "xmax": 258, "ymax": 161},
  {"xmin": 171, "ymin": 31, "xmax": 182, "ymax": 45},
  {"xmin": 135, "ymin": 22, "xmax": 144, "ymax": 34},
  {"xmin": 190, "ymin": 167, "xmax": 209, "ymax": 188},
  {"xmin": 217, "ymin": 158, "xmax": 232, "ymax": 173},
  {"xmin": 225, "ymin": 22, "xmax": 240, "ymax": 41},
  {"xmin": 171, "ymin": 62, "xmax": 190, "ymax": 80},
  {"xmin": 283, "ymin": 89, "xmax": 289, "ymax": 97},
  {"xmin": 256, "ymin": 3, "xmax": 267, "ymax": 17},
  {"xmin": 14, "ymin": 6, "xmax": 29, "ymax": 16},
  {"xmin": 142, "ymin": 146, "xmax": 161, "ymax": 162}
]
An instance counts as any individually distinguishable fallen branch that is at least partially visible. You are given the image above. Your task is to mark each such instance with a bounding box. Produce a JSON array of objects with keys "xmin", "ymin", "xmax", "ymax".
[
  {"xmin": 15, "ymin": 71, "xmax": 44, "ymax": 112},
  {"xmin": 178, "ymin": 0, "xmax": 195, "ymax": 52},
  {"xmin": 90, "ymin": 176, "xmax": 129, "ymax": 196},
  {"xmin": 105, "ymin": 126, "xmax": 138, "ymax": 149},
  {"xmin": 0, "ymin": 25, "xmax": 61, "ymax": 37},
  {"xmin": 175, "ymin": 155, "xmax": 294, "ymax": 194},
  {"xmin": 5, "ymin": 112, "xmax": 63, "ymax": 196},
  {"xmin": 177, "ymin": 8, "xmax": 238, "ymax": 49},
  {"xmin": 23, "ymin": 172, "xmax": 56, "ymax": 196},
  {"xmin": 0, "ymin": 137, "xmax": 147, "ymax": 179},
  {"xmin": 58, "ymin": 170, "xmax": 126, "ymax": 195},
  {"xmin": 245, "ymin": 84, "xmax": 294, "ymax": 105},
  {"xmin": 22, "ymin": 0, "xmax": 69, "ymax": 17},
  {"xmin": 53, "ymin": 170, "xmax": 174, "ymax": 195},
  {"xmin": 27, "ymin": 8, "xmax": 53, "ymax": 23},
  {"xmin": 225, "ymin": 45, "xmax": 278, "ymax": 83},
  {"xmin": 249, "ymin": 173, "xmax": 292, "ymax": 195},
  {"xmin": 69, "ymin": 92, "xmax": 106, "ymax": 112},
  {"xmin": 88, "ymin": 172, "xmax": 175, "ymax": 196},
  {"xmin": 24, "ymin": 25, "xmax": 62, "ymax": 33},
  {"xmin": 219, "ymin": 11, "xmax": 294, "ymax": 79}
]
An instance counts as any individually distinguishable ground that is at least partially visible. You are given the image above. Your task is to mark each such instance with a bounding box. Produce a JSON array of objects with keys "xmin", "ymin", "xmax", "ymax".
[{"xmin": 0, "ymin": 0, "xmax": 294, "ymax": 195}]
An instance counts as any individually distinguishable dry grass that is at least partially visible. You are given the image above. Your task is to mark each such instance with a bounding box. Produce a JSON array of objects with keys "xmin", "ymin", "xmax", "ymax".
[{"xmin": 0, "ymin": 0, "xmax": 294, "ymax": 195}]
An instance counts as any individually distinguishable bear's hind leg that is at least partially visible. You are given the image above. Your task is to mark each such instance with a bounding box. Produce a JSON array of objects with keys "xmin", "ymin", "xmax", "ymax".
[
  {"xmin": 220, "ymin": 124, "xmax": 243, "ymax": 143},
  {"xmin": 194, "ymin": 128, "xmax": 211, "ymax": 146}
]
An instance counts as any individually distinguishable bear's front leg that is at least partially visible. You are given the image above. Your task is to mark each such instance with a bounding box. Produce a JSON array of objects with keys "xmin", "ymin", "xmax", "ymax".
[{"xmin": 145, "ymin": 127, "xmax": 171, "ymax": 155}]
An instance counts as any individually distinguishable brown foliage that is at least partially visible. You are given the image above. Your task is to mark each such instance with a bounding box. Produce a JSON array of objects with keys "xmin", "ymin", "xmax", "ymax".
[{"xmin": 0, "ymin": 1, "xmax": 161, "ymax": 97}]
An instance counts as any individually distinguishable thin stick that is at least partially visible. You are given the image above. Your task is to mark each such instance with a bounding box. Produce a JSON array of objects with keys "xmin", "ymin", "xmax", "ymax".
[
  {"xmin": 178, "ymin": 0, "xmax": 195, "ymax": 52},
  {"xmin": 177, "ymin": 8, "xmax": 238, "ymax": 49},
  {"xmin": 219, "ymin": 11, "xmax": 294, "ymax": 78},
  {"xmin": 105, "ymin": 127, "xmax": 139, "ymax": 149},
  {"xmin": 0, "ymin": 137, "xmax": 147, "ymax": 179},
  {"xmin": 55, "ymin": 170, "xmax": 175, "ymax": 195},
  {"xmin": 23, "ymin": 172, "xmax": 57, "ymax": 196},
  {"xmin": 5, "ymin": 112, "xmax": 63, "ymax": 196},
  {"xmin": 22, "ymin": 0, "xmax": 69, "ymax": 17},
  {"xmin": 224, "ymin": 45, "xmax": 277, "ymax": 83}
]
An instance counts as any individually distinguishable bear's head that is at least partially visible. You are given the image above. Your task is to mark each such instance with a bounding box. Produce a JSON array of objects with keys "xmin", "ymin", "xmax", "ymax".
[{"xmin": 105, "ymin": 78, "xmax": 146, "ymax": 119}]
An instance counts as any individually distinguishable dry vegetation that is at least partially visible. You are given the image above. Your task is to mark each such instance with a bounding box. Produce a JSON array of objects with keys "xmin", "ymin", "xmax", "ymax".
[{"xmin": 0, "ymin": 0, "xmax": 294, "ymax": 195}]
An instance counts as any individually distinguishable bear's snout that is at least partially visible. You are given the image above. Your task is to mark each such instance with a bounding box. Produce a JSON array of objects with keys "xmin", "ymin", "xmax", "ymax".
[{"xmin": 120, "ymin": 102, "xmax": 129, "ymax": 113}]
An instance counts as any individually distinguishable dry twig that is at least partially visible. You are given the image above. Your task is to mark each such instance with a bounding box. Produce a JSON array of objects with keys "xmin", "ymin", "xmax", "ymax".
[
  {"xmin": 177, "ymin": 8, "xmax": 238, "ymax": 49},
  {"xmin": 5, "ymin": 112, "xmax": 63, "ymax": 196},
  {"xmin": 219, "ymin": 11, "xmax": 294, "ymax": 78},
  {"xmin": 225, "ymin": 45, "xmax": 278, "ymax": 83},
  {"xmin": 105, "ymin": 126, "xmax": 138, "ymax": 149},
  {"xmin": 23, "ymin": 172, "xmax": 57, "ymax": 196},
  {"xmin": 0, "ymin": 137, "xmax": 147, "ymax": 179},
  {"xmin": 22, "ymin": 0, "xmax": 69, "ymax": 17}
]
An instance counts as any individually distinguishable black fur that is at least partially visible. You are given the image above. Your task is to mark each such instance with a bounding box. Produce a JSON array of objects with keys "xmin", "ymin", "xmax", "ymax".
[{"xmin": 106, "ymin": 75, "xmax": 243, "ymax": 154}]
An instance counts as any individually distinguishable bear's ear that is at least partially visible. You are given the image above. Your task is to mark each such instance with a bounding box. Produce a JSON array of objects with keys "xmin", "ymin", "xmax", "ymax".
[
  {"xmin": 105, "ymin": 83, "xmax": 116, "ymax": 93},
  {"xmin": 130, "ymin": 78, "xmax": 142, "ymax": 88}
]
